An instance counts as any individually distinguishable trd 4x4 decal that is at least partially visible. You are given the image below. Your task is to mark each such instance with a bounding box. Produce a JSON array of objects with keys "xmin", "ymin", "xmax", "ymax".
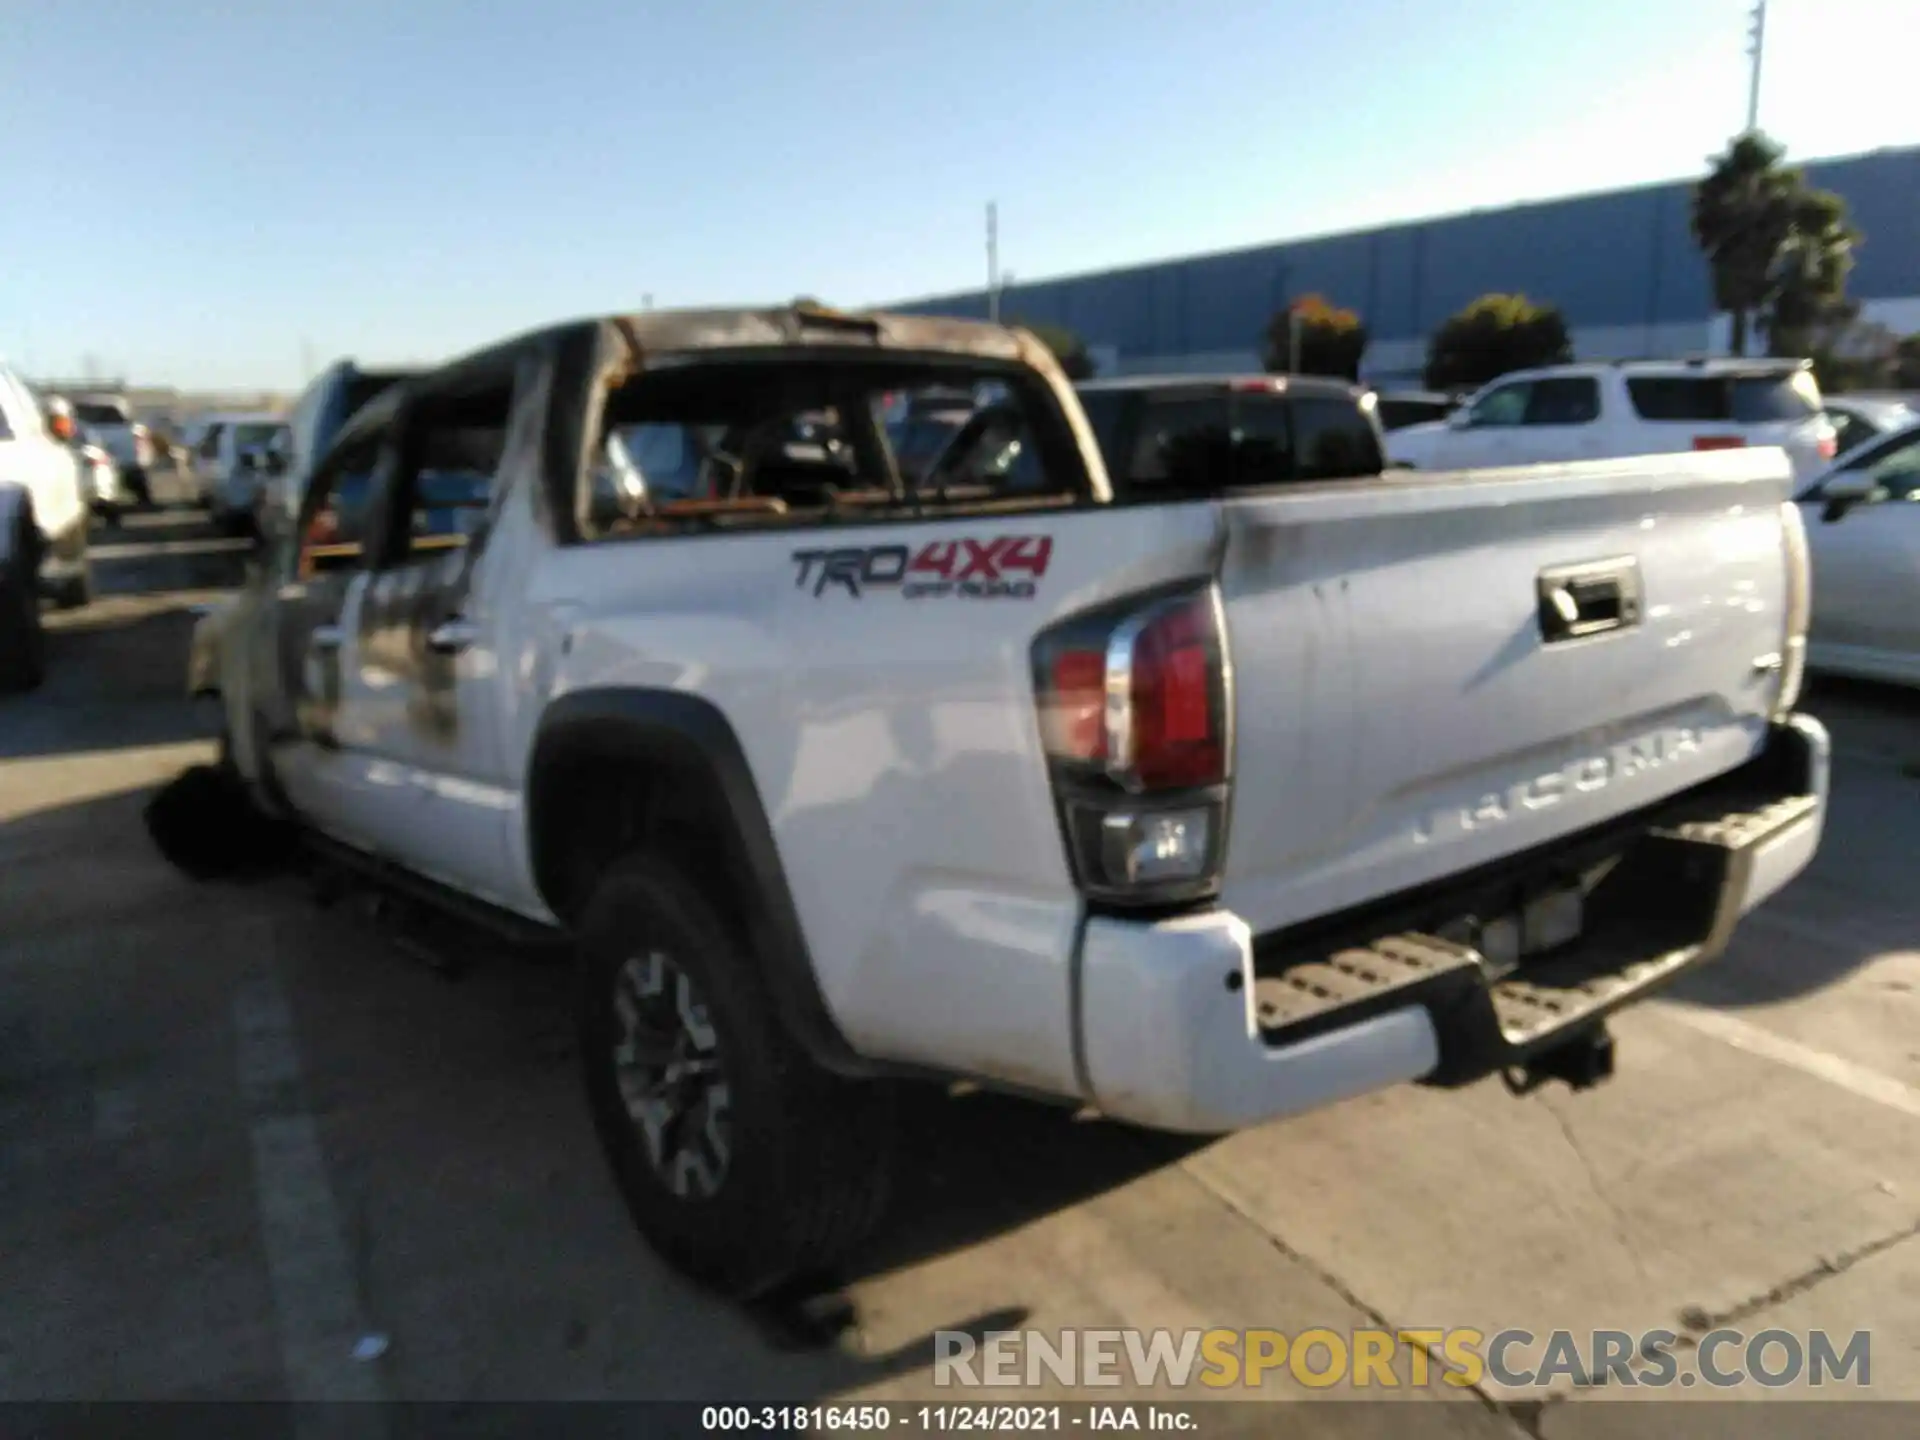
[{"xmin": 792, "ymin": 536, "xmax": 1053, "ymax": 599}]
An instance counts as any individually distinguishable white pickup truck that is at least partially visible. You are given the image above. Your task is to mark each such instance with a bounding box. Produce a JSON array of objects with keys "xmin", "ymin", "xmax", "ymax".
[{"xmin": 192, "ymin": 305, "xmax": 1828, "ymax": 1297}]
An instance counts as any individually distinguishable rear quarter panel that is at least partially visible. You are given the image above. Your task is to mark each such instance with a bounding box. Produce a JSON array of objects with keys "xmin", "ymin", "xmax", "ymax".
[{"xmin": 530, "ymin": 504, "xmax": 1221, "ymax": 1093}]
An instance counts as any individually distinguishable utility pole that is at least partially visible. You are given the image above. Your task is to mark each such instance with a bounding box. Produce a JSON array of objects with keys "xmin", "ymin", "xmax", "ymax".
[
  {"xmin": 986, "ymin": 202, "xmax": 1000, "ymax": 324},
  {"xmin": 1745, "ymin": 0, "xmax": 1767, "ymax": 133}
]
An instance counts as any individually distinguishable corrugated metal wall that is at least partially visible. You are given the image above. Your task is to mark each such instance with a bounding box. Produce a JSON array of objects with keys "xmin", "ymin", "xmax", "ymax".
[{"xmin": 893, "ymin": 145, "xmax": 1920, "ymax": 380}]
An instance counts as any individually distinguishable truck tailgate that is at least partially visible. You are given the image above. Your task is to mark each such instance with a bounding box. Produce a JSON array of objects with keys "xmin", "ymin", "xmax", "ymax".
[{"xmin": 1217, "ymin": 450, "xmax": 1797, "ymax": 935}]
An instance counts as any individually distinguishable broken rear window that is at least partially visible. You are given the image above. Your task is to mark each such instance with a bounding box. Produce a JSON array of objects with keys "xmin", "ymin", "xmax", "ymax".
[{"xmin": 582, "ymin": 359, "xmax": 1083, "ymax": 539}]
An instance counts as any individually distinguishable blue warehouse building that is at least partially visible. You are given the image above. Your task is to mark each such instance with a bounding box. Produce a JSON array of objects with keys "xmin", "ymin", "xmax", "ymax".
[{"xmin": 893, "ymin": 145, "xmax": 1920, "ymax": 387}]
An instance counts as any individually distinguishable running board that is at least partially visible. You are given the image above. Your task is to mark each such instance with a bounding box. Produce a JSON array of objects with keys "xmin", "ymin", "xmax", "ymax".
[{"xmin": 300, "ymin": 830, "xmax": 569, "ymax": 954}]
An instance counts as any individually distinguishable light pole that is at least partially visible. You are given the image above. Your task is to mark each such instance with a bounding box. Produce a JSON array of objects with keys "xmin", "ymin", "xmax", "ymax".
[
  {"xmin": 1745, "ymin": 0, "xmax": 1767, "ymax": 133},
  {"xmin": 986, "ymin": 202, "xmax": 1000, "ymax": 324}
]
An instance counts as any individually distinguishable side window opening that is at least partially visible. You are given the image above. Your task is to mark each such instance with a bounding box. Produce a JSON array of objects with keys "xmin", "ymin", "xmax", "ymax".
[
  {"xmin": 297, "ymin": 436, "xmax": 384, "ymax": 578},
  {"xmin": 1860, "ymin": 435, "xmax": 1920, "ymax": 502},
  {"xmin": 1467, "ymin": 383, "xmax": 1531, "ymax": 428},
  {"xmin": 383, "ymin": 379, "xmax": 514, "ymax": 566},
  {"xmin": 1523, "ymin": 377, "xmax": 1600, "ymax": 426}
]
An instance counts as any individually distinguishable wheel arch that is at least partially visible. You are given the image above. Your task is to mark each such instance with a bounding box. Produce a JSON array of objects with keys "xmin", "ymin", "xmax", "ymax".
[{"xmin": 526, "ymin": 688, "xmax": 871, "ymax": 1076}]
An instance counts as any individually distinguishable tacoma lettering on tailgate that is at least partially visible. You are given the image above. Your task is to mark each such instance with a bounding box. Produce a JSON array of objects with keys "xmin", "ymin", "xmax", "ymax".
[
  {"xmin": 792, "ymin": 536, "xmax": 1053, "ymax": 599},
  {"xmin": 1416, "ymin": 726, "xmax": 1703, "ymax": 843}
]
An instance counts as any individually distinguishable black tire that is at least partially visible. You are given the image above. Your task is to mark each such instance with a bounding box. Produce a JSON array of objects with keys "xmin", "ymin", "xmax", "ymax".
[
  {"xmin": 577, "ymin": 853, "xmax": 895, "ymax": 1297},
  {"xmin": 0, "ymin": 562, "xmax": 47, "ymax": 694}
]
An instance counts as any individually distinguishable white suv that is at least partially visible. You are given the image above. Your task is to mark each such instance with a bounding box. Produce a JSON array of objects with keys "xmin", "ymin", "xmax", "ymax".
[{"xmin": 1387, "ymin": 359, "xmax": 1838, "ymax": 483}]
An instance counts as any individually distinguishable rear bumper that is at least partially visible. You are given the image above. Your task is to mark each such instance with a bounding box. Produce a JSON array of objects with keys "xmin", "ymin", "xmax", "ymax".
[{"xmin": 1075, "ymin": 714, "xmax": 1829, "ymax": 1134}]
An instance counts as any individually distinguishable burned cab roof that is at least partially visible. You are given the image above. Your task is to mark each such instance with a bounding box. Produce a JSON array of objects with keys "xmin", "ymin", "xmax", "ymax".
[
  {"xmin": 600, "ymin": 305, "xmax": 1037, "ymax": 367},
  {"xmin": 319, "ymin": 305, "xmax": 1055, "ymax": 463}
]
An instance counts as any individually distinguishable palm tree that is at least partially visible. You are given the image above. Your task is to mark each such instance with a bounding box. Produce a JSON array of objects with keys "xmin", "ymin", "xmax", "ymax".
[{"xmin": 1692, "ymin": 132, "xmax": 1799, "ymax": 355}]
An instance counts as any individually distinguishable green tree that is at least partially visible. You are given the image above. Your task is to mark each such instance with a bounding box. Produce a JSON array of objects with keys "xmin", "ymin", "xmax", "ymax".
[
  {"xmin": 1263, "ymin": 294, "xmax": 1368, "ymax": 380},
  {"xmin": 1764, "ymin": 188, "xmax": 1862, "ymax": 357},
  {"xmin": 1692, "ymin": 133, "xmax": 1862, "ymax": 358},
  {"xmin": 1017, "ymin": 320, "xmax": 1097, "ymax": 380},
  {"xmin": 1423, "ymin": 294, "xmax": 1573, "ymax": 392}
]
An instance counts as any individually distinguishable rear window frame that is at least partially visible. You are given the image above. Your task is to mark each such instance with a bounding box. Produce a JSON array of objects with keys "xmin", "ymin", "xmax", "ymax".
[{"xmin": 574, "ymin": 349, "xmax": 1095, "ymax": 544}]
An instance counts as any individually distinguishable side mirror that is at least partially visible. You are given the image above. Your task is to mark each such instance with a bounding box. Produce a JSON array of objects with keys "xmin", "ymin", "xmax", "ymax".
[{"xmin": 1446, "ymin": 408, "xmax": 1470, "ymax": 429}]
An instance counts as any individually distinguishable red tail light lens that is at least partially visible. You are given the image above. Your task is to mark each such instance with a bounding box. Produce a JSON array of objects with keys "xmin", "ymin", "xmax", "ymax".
[
  {"xmin": 1033, "ymin": 585, "xmax": 1233, "ymax": 906},
  {"xmin": 1120, "ymin": 595, "xmax": 1226, "ymax": 789},
  {"xmin": 1817, "ymin": 435, "xmax": 1838, "ymax": 461},
  {"xmin": 1692, "ymin": 436, "xmax": 1746, "ymax": 452}
]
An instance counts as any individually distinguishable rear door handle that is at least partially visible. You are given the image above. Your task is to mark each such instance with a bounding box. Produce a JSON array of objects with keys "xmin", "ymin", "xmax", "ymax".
[{"xmin": 426, "ymin": 618, "xmax": 479, "ymax": 654}]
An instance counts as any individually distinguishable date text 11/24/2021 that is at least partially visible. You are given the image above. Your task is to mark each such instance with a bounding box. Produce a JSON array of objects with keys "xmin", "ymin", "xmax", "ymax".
[{"xmin": 700, "ymin": 1403, "xmax": 1199, "ymax": 1431}]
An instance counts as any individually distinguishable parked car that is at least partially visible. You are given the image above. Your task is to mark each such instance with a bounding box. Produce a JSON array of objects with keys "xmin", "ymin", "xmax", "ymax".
[
  {"xmin": 1387, "ymin": 359, "xmax": 1839, "ymax": 483},
  {"xmin": 1073, "ymin": 373, "xmax": 1390, "ymax": 490},
  {"xmin": 1370, "ymin": 388, "xmax": 1462, "ymax": 431},
  {"xmin": 1794, "ymin": 416, "xmax": 1920, "ymax": 688},
  {"xmin": 191, "ymin": 303, "xmax": 1826, "ymax": 1298},
  {"xmin": 192, "ymin": 412, "xmax": 291, "ymax": 534},
  {"xmin": 67, "ymin": 394, "xmax": 155, "ymax": 504},
  {"xmin": 43, "ymin": 396, "xmax": 129, "ymax": 523},
  {"xmin": 1822, "ymin": 394, "xmax": 1916, "ymax": 458},
  {"xmin": 1, "ymin": 365, "xmax": 92, "ymax": 689}
]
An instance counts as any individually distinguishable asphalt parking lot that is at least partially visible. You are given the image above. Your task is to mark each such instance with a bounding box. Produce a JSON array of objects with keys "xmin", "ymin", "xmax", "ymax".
[{"xmin": 3, "ymin": 499, "xmax": 1917, "ymax": 1432}]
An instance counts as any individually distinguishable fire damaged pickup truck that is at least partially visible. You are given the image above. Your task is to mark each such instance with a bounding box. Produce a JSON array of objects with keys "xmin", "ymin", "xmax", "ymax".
[{"xmin": 194, "ymin": 303, "xmax": 1828, "ymax": 1296}]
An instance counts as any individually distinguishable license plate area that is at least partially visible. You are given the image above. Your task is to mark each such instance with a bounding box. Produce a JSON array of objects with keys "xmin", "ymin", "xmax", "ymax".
[{"xmin": 1437, "ymin": 879, "xmax": 1590, "ymax": 982}]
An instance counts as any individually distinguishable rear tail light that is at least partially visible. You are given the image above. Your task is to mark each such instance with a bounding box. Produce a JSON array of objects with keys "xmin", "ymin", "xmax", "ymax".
[
  {"xmin": 1692, "ymin": 436, "xmax": 1746, "ymax": 452},
  {"xmin": 1775, "ymin": 501, "xmax": 1810, "ymax": 717},
  {"xmin": 1033, "ymin": 585, "xmax": 1233, "ymax": 906},
  {"xmin": 1817, "ymin": 435, "xmax": 1838, "ymax": 461}
]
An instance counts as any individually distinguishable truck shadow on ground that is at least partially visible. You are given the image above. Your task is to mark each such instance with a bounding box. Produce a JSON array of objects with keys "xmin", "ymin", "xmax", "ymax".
[{"xmin": 1666, "ymin": 672, "xmax": 1919, "ymax": 1012}]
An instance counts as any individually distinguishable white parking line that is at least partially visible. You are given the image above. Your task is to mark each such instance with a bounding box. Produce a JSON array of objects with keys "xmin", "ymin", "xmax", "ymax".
[
  {"xmin": 233, "ymin": 941, "xmax": 392, "ymax": 1415},
  {"xmin": 1660, "ymin": 1003, "xmax": 1920, "ymax": 1123},
  {"xmin": 91, "ymin": 537, "xmax": 252, "ymax": 559}
]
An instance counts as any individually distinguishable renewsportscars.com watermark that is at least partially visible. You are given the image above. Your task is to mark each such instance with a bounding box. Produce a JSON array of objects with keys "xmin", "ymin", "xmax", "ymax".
[{"xmin": 934, "ymin": 1327, "xmax": 1873, "ymax": 1390}]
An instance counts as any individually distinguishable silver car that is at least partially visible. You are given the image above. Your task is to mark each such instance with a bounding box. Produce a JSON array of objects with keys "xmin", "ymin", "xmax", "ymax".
[{"xmin": 1795, "ymin": 416, "xmax": 1920, "ymax": 688}]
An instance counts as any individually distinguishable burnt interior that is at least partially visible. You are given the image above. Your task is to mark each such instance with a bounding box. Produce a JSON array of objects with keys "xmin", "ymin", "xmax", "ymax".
[{"xmin": 581, "ymin": 355, "xmax": 1087, "ymax": 540}]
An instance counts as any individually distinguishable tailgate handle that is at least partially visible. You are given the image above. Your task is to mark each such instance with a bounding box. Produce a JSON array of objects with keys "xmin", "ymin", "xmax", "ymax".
[{"xmin": 1537, "ymin": 558, "xmax": 1641, "ymax": 643}]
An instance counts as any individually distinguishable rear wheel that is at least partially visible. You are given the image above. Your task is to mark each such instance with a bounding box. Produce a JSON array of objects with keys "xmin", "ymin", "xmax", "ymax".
[
  {"xmin": 0, "ymin": 559, "xmax": 47, "ymax": 694},
  {"xmin": 577, "ymin": 853, "xmax": 895, "ymax": 1297}
]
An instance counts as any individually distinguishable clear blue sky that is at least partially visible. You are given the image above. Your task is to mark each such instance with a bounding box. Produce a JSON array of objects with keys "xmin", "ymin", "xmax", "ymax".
[{"xmin": 2, "ymin": 0, "xmax": 1913, "ymax": 390}]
